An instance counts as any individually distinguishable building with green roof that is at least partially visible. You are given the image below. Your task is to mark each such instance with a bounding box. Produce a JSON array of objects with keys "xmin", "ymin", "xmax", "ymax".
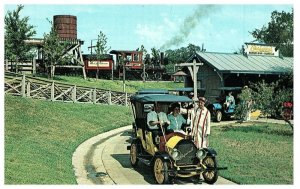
[{"xmin": 176, "ymin": 44, "xmax": 293, "ymax": 101}]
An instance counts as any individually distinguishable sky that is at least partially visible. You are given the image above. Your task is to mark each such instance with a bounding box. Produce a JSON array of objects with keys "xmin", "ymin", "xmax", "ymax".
[{"xmin": 3, "ymin": 2, "xmax": 293, "ymax": 55}]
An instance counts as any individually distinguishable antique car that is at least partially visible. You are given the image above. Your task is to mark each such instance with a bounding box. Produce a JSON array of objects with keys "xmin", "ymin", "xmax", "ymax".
[
  {"xmin": 207, "ymin": 87, "xmax": 242, "ymax": 122},
  {"xmin": 127, "ymin": 89, "xmax": 226, "ymax": 184}
]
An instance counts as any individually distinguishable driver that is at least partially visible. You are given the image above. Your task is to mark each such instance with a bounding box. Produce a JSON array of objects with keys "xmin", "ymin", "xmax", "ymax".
[
  {"xmin": 224, "ymin": 91, "xmax": 235, "ymax": 110},
  {"xmin": 147, "ymin": 102, "xmax": 170, "ymax": 130}
]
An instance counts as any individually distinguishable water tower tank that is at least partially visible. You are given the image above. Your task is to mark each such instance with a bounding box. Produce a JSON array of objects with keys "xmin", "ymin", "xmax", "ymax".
[{"xmin": 53, "ymin": 15, "xmax": 77, "ymax": 39}]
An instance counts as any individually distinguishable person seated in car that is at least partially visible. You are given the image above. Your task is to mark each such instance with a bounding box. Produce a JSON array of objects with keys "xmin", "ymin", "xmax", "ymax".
[
  {"xmin": 147, "ymin": 103, "xmax": 170, "ymax": 143},
  {"xmin": 147, "ymin": 102, "xmax": 170, "ymax": 130},
  {"xmin": 167, "ymin": 103, "xmax": 187, "ymax": 134},
  {"xmin": 223, "ymin": 91, "xmax": 235, "ymax": 110}
]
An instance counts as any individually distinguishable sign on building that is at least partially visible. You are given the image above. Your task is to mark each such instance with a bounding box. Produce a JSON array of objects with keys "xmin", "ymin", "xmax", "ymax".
[{"xmin": 244, "ymin": 43, "xmax": 279, "ymax": 56}]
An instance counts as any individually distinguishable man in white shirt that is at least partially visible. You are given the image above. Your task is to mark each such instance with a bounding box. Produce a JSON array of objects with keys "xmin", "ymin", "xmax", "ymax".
[
  {"xmin": 147, "ymin": 103, "xmax": 170, "ymax": 129},
  {"xmin": 190, "ymin": 97, "xmax": 211, "ymax": 149}
]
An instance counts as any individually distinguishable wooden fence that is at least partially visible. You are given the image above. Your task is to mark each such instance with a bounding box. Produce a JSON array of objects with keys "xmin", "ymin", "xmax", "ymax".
[
  {"xmin": 4, "ymin": 72, "xmax": 132, "ymax": 106},
  {"xmin": 4, "ymin": 59, "xmax": 37, "ymax": 74}
]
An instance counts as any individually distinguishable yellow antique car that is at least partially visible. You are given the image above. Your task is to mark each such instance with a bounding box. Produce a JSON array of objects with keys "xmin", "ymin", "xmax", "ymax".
[{"xmin": 127, "ymin": 89, "xmax": 226, "ymax": 184}]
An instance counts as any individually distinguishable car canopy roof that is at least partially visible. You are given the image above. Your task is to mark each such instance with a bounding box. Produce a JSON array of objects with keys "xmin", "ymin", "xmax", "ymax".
[
  {"xmin": 131, "ymin": 94, "xmax": 193, "ymax": 103},
  {"xmin": 136, "ymin": 89, "xmax": 169, "ymax": 95},
  {"xmin": 213, "ymin": 87, "xmax": 242, "ymax": 91},
  {"xmin": 169, "ymin": 87, "xmax": 206, "ymax": 92}
]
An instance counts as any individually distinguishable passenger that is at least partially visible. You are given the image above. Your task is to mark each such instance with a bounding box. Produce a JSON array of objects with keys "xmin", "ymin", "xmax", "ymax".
[
  {"xmin": 167, "ymin": 103, "xmax": 187, "ymax": 134},
  {"xmin": 190, "ymin": 97, "xmax": 211, "ymax": 149}
]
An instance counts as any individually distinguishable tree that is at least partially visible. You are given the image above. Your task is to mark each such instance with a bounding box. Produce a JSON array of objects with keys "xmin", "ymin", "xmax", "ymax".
[
  {"xmin": 42, "ymin": 20, "xmax": 71, "ymax": 78},
  {"xmin": 4, "ymin": 4, "xmax": 36, "ymax": 72},
  {"xmin": 94, "ymin": 31, "xmax": 110, "ymax": 80},
  {"xmin": 150, "ymin": 47, "xmax": 161, "ymax": 65},
  {"xmin": 136, "ymin": 45, "xmax": 147, "ymax": 60},
  {"xmin": 250, "ymin": 10, "xmax": 293, "ymax": 57},
  {"xmin": 234, "ymin": 86, "xmax": 253, "ymax": 121}
]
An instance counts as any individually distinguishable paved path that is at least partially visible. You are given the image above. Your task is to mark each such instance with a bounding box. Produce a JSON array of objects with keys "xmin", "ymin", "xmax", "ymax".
[
  {"xmin": 72, "ymin": 125, "xmax": 237, "ymax": 185},
  {"xmin": 72, "ymin": 118, "xmax": 292, "ymax": 185}
]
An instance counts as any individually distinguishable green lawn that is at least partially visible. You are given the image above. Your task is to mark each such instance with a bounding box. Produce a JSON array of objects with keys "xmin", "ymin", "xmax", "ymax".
[
  {"xmin": 210, "ymin": 123, "xmax": 293, "ymax": 184},
  {"xmin": 5, "ymin": 95, "xmax": 132, "ymax": 184},
  {"xmin": 5, "ymin": 94, "xmax": 293, "ymax": 184}
]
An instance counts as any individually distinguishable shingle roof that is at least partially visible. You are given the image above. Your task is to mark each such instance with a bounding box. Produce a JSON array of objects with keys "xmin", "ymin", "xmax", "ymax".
[{"xmin": 196, "ymin": 52, "xmax": 293, "ymax": 75}]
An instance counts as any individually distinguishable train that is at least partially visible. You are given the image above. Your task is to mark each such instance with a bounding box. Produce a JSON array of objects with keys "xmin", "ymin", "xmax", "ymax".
[{"xmin": 83, "ymin": 50, "xmax": 169, "ymax": 80}]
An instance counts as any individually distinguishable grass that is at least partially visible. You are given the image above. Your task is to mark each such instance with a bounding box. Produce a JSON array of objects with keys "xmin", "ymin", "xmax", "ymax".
[
  {"xmin": 5, "ymin": 95, "xmax": 132, "ymax": 184},
  {"xmin": 4, "ymin": 75, "xmax": 293, "ymax": 184},
  {"xmin": 38, "ymin": 75, "xmax": 184, "ymax": 93},
  {"xmin": 210, "ymin": 123, "xmax": 293, "ymax": 184}
]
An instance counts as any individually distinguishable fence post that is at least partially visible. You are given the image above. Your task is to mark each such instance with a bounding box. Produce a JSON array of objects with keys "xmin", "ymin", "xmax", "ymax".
[
  {"xmin": 72, "ymin": 85, "xmax": 77, "ymax": 103},
  {"xmin": 21, "ymin": 74, "xmax": 26, "ymax": 97},
  {"xmin": 5, "ymin": 59, "xmax": 9, "ymax": 71},
  {"xmin": 108, "ymin": 91, "xmax": 112, "ymax": 105},
  {"xmin": 51, "ymin": 82, "xmax": 55, "ymax": 101},
  {"xmin": 32, "ymin": 58, "xmax": 36, "ymax": 76},
  {"xmin": 93, "ymin": 89, "xmax": 96, "ymax": 104},
  {"xmin": 125, "ymin": 92, "xmax": 128, "ymax": 107},
  {"xmin": 26, "ymin": 82, "xmax": 31, "ymax": 97}
]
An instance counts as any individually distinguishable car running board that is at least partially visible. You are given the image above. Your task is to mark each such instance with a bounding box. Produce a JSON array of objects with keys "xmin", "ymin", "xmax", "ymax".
[{"xmin": 137, "ymin": 157, "xmax": 151, "ymax": 166}]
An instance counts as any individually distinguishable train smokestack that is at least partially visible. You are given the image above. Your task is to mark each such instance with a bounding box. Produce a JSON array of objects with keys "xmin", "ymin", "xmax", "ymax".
[{"xmin": 160, "ymin": 52, "xmax": 164, "ymax": 65}]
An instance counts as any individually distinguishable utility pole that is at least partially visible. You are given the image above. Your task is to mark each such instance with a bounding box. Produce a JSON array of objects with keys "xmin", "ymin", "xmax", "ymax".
[
  {"xmin": 193, "ymin": 58, "xmax": 198, "ymax": 101},
  {"xmin": 111, "ymin": 60, "xmax": 114, "ymax": 81},
  {"xmin": 143, "ymin": 60, "xmax": 146, "ymax": 83},
  {"xmin": 123, "ymin": 63, "xmax": 126, "ymax": 92}
]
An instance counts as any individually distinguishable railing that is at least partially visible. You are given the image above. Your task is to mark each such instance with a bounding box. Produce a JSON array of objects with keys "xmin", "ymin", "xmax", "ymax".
[{"xmin": 4, "ymin": 72, "xmax": 132, "ymax": 106}]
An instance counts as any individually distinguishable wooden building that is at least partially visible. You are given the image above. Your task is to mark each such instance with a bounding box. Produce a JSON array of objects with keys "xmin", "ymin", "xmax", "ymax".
[{"xmin": 176, "ymin": 44, "xmax": 293, "ymax": 102}]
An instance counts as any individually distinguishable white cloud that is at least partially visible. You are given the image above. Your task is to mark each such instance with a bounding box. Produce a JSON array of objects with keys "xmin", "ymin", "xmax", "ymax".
[
  {"xmin": 134, "ymin": 16, "xmax": 178, "ymax": 48},
  {"xmin": 135, "ymin": 24, "xmax": 164, "ymax": 45}
]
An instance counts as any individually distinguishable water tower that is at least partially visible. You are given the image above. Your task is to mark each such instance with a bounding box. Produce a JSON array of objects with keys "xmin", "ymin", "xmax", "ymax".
[{"xmin": 53, "ymin": 15, "xmax": 86, "ymax": 78}]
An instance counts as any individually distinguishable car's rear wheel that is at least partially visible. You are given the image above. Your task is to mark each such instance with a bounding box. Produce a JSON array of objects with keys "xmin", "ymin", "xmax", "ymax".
[
  {"xmin": 202, "ymin": 156, "xmax": 218, "ymax": 184},
  {"xmin": 215, "ymin": 110, "xmax": 222, "ymax": 122},
  {"xmin": 153, "ymin": 157, "xmax": 169, "ymax": 184},
  {"xmin": 130, "ymin": 142, "xmax": 139, "ymax": 167}
]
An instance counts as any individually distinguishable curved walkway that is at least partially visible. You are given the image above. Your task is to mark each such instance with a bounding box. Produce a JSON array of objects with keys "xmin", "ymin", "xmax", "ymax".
[
  {"xmin": 72, "ymin": 125, "xmax": 131, "ymax": 184},
  {"xmin": 72, "ymin": 118, "xmax": 292, "ymax": 184},
  {"xmin": 72, "ymin": 125, "xmax": 236, "ymax": 184}
]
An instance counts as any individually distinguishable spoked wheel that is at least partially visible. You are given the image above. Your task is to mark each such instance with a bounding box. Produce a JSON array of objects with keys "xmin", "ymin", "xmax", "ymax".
[
  {"xmin": 215, "ymin": 110, "xmax": 222, "ymax": 122},
  {"xmin": 130, "ymin": 142, "xmax": 139, "ymax": 167},
  {"xmin": 202, "ymin": 156, "xmax": 218, "ymax": 184},
  {"xmin": 153, "ymin": 157, "xmax": 169, "ymax": 184}
]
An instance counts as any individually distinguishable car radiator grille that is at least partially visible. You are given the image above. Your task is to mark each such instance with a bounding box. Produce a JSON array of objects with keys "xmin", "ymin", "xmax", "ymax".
[{"xmin": 175, "ymin": 140, "xmax": 197, "ymax": 166}]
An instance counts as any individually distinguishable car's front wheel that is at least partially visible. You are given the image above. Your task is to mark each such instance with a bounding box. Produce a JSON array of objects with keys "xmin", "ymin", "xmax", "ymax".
[
  {"xmin": 202, "ymin": 156, "xmax": 219, "ymax": 184},
  {"xmin": 215, "ymin": 110, "xmax": 222, "ymax": 122},
  {"xmin": 153, "ymin": 157, "xmax": 169, "ymax": 184},
  {"xmin": 130, "ymin": 142, "xmax": 139, "ymax": 167}
]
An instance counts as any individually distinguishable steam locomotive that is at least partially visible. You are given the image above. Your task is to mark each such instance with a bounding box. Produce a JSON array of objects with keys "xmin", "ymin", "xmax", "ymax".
[{"xmin": 83, "ymin": 50, "xmax": 168, "ymax": 80}]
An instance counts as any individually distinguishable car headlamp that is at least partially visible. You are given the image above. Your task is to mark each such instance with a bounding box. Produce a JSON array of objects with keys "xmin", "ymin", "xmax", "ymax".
[
  {"xmin": 196, "ymin": 149, "xmax": 207, "ymax": 160},
  {"xmin": 171, "ymin": 148, "xmax": 181, "ymax": 161}
]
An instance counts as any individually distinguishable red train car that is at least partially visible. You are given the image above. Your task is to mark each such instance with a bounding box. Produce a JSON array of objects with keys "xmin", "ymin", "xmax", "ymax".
[
  {"xmin": 83, "ymin": 54, "xmax": 114, "ymax": 71},
  {"xmin": 110, "ymin": 50, "xmax": 143, "ymax": 70}
]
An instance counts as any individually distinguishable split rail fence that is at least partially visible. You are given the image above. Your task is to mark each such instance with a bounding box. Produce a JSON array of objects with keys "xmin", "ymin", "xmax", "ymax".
[{"xmin": 4, "ymin": 72, "xmax": 132, "ymax": 106}]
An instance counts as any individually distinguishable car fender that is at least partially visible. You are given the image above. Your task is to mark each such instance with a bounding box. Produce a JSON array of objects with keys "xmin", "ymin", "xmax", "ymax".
[
  {"xmin": 127, "ymin": 138, "xmax": 141, "ymax": 150},
  {"xmin": 204, "ymin": 148, "xmax": 218, "ymax": 157},
  {"xmin": 151, "ymin": 151, "xmax": 171, "ymax": 165},
  {"xmin": 212, "ymin": 103, "xmax": 222, "ymax": 110}
]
